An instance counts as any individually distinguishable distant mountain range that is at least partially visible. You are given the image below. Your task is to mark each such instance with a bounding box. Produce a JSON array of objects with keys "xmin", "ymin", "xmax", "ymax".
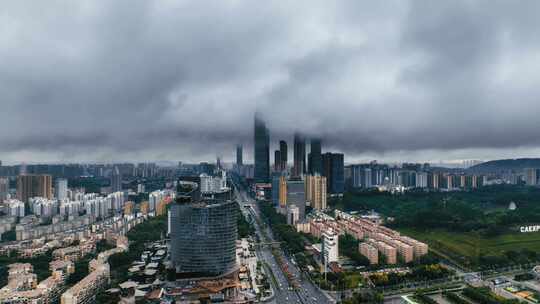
[{"xmin": 469, "ymin": 158, "xmax": 540, "ymax": 173}]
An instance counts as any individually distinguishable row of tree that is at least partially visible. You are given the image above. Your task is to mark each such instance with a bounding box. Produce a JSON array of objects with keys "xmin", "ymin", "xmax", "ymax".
[
  {"xmin": 369, "ymin": 264, "xmax": 453, "ymax": 287},
  {"xmin": 258, "ymin": 201, "xmax": 307, "ymax": 254},
  {"xmin": 236, "ymin": 205, "xmax": 255, "ymax": 239}
]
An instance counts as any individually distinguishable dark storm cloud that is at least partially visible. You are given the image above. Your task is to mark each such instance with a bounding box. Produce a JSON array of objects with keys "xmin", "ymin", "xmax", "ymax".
[{"xmin": 1, "ymin": 0, "xmax": 540, "ymax": 163}]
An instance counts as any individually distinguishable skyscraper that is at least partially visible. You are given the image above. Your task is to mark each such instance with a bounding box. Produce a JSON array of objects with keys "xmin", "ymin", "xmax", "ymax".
[
  {"xmin": 274, "ymin": 150, "xmax": 282, "ymax": 172},
  {"xmin": 169, "ymin": 199, "xmax": 237, "ymax": 276},
  {"xmin": 279, "ymin": 140, "xmax": 288, "ymax": 171},
  {"xmin": 309, "ymin": 138, "xmax": 322, "ymax": 175},
  {"xmin": 286, "ymin": 179, "xmax": 306, "ymax": 219},
  {"xmin": 55, "ymin": 178, "xmax": 68, "ymax": 201},
  {"xmin": 322, "ymin": 153, "xmax": 345, "ymax": 194},
  {"xmin": 216, "ymin": 156, "xmax": 222, "ymax": 169},
  {"xmin": 305, "ymin": 175, "xmax": 327, "ymax": 210},
  {"xmin": 272, "ymin": 173, "xmax": 280, "ymax": 207},
  {"xmin": 16, "ymin": 174, "xmax": 53, "ymax": 203},
  {"xmin": 254, "ymin": 113, "xmax": 270, "ymax": 183},
  {"xmin": 236, "ymin": 144, "xmax": 243, "ymax": 166},
  {"xmin": 111, "ymin": 166, "xmax": 122, "ymax": 192},
  {"xmin": 0, "ymin": 177, "xmax": 8, "ymax": 202},
  {"xmin": 293, "ymin": 133, "xmax": 306, "ymax": 178},
  {"xmin": 279, "ymin": 175, "xmax": 287, "ymax": 208}
]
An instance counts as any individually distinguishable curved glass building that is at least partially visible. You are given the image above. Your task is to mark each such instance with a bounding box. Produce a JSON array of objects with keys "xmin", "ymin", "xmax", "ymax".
[{"xmin": 169, "ymin": 199, "xmax": 238, "ymax": 277}]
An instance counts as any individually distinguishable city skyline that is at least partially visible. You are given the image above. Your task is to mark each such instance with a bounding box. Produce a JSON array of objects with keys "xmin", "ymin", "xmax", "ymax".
[
  {"xmin": 5, "ymin": 2, "xmax": 540, "ymax": 303},
  {"xmin": 2, "ymin": 2, "xmax": 540, "ymax": 163},
  {"xmin": 0, "ymin": 109, "xmax": 514, "ymax": 167}
]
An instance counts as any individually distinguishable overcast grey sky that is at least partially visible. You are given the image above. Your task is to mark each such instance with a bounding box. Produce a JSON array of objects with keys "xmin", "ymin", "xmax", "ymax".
[{"xmin": 1, "ymin": 1, "xmax": 540, "ymax": 164}]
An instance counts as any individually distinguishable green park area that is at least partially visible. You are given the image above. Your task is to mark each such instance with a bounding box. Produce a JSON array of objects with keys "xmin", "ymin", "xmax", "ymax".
[
  {"xmin": 332, "ymin": 185, "xmax": 540, "ymax": 269},
  {"xmin": 399, "ymin": 228, "xmax": 540, "ymax": 269}
]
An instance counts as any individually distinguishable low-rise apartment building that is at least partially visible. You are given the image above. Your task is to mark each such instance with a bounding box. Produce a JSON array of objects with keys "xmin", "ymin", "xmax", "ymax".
[{"xmin": 359, "ymin": 242, "xmax": 378, "ymax": 265}]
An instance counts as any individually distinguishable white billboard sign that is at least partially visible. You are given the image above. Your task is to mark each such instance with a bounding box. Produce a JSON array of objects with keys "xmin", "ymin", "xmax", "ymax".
[{"xmin": 520, "ymin": 225, "xmax": 540, "ymax": 233}]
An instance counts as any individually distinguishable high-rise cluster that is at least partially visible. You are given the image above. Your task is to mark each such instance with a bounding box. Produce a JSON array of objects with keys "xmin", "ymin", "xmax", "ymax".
[
  {"xmin": 253, "ymin": 113, "xmax": 344, "ymax": 224},
  {"xmin": 348, "ymin": 163, "xmax": 485, "ymax": 190},
  {"xmin": 16, "ymin": 174, "xmax": 53, "ymax": 203}
]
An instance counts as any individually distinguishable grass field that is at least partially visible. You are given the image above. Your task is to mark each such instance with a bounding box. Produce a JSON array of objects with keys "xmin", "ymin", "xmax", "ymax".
[
  {"xmin": 398, "ymin": 228, "xmax": 540, "ymax": 266},
  {"xmin": 343, "ymin": 273, "xmax": 364, "ymax": 289}
]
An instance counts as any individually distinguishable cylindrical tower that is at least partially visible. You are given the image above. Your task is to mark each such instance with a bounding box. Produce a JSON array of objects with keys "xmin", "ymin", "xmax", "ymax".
[{"xmin": 170, "ymin": 199, "xmax": 237, "ymax": 277}]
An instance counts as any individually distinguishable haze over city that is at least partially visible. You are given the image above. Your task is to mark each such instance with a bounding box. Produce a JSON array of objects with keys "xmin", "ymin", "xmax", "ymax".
[
  {"xmin": 5, "ymin": 2, "xmax": 540, "ymax": 304},
  {"xmin": 2, "ymin": 1, "xmax": 540, "ymax": 164}
]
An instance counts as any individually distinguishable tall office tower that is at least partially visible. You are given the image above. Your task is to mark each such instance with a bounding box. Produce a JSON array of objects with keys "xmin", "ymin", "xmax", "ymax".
[
  {"xmin": 216, "ymin": 156, "xmax": 222, "ymax": 169},
  {"xmin": 55, "ymin": 178, "xmax": 68, "ymax": 201},
  {"xmin": 236, "ymin": 144, "xmax": 243, "ymax": 166},
  {"xmin": 16, "ymin": 174, "xmax": 53, "ymax": 203},
  {"xmin": 351, "ymin": 165, "xmax": 361, "ymax": 188},
  {"xmin": 279, "ymin": 175, "xmax": 287, "ymax": 208},
  {"xmin": 286, "ymin": 179, "xmax": 306, "ymax": 219},
  {"xmin": 254, "ymin": 113, "xmax": 270, "ymax": 183},
  {"xmin": 309, "ymin": 138, "xmax": 322, "ymax": 175},
  {"xmin": 293, "ymin": 133, "xmax": 306, "ymax": 178},
  {"xmin": 274, "ymin": 150, "xmax": 282, "ymax": 171},
  {"xmin": 271, "ymin": 173, "xmax": 280, "ymax": 207},
  {"xmin": 0, "ymin": 177, "xmax": 8, "ymax": 202},
  {"xmin": 279, "ymin": 140, "xmax": 288, "ymax": 171},
  {"xmin": 322, "ymin": 154, "xmax": 331, "ymax": 191},
  {"xmin": 322, "ymin": 153, "xmax": 345, "ymax": 194},
  {"xmin": 169, "ymin": 199, "xmax": 237, "ymax": 276},
  {"xmin": 305, "ymin": 175, "xmax": 327, "ymax": 210},
  {"xmin": 111, "ymin": 166, "xmax": 122, "ymax": 192},
  {"xmin": 307, "ymin": 152, "xmax": 311, "ymax": 175}
]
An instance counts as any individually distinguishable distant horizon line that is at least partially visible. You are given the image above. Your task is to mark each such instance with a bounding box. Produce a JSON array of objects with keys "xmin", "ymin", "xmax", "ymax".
[
  {"xmin": 0, "ymin": 158, "xmax": 489, "ymax": 167},
  {"xmin": 4, "ymin": 157, "xmax": 540, "ymax": 168}
]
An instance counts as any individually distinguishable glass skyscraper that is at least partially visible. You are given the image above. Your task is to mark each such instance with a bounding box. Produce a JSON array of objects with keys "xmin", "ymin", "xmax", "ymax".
[
  {"xmin": 254, "ymin": 113, "xmax": 270, "ymax": 183},
  {"xmin": 236, "ymin": 144, "xmax": 243, "ymax": 166},
  {"xmin": 322, "ymin": 152, "xmax": 345, "ymax": 194},
  {"xmin": 279, "ymin": 140, "xmax": 288, "ymax": 171},
  {"xmin": 293, "ymin": 133, "xmax": 306, "ymax": 178},
  {"xmin": 169, "ymin": 199, "xmax": 238, "ymax": 277},
  {"xmin": 309, "ymin": 138, "xmax": 322, "ymax": 175}
]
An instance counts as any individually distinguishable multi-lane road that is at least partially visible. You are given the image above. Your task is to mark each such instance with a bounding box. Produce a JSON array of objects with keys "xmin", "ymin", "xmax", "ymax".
[{"xmin": 233, "ymin": 182, "xmax": 335, "ymax": 304}]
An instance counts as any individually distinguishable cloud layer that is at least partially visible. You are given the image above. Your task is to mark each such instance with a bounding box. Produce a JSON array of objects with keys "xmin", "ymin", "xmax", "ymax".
[{"xmin": 1, "ymin": 1, "xmax": 540, "ymax": 163}]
